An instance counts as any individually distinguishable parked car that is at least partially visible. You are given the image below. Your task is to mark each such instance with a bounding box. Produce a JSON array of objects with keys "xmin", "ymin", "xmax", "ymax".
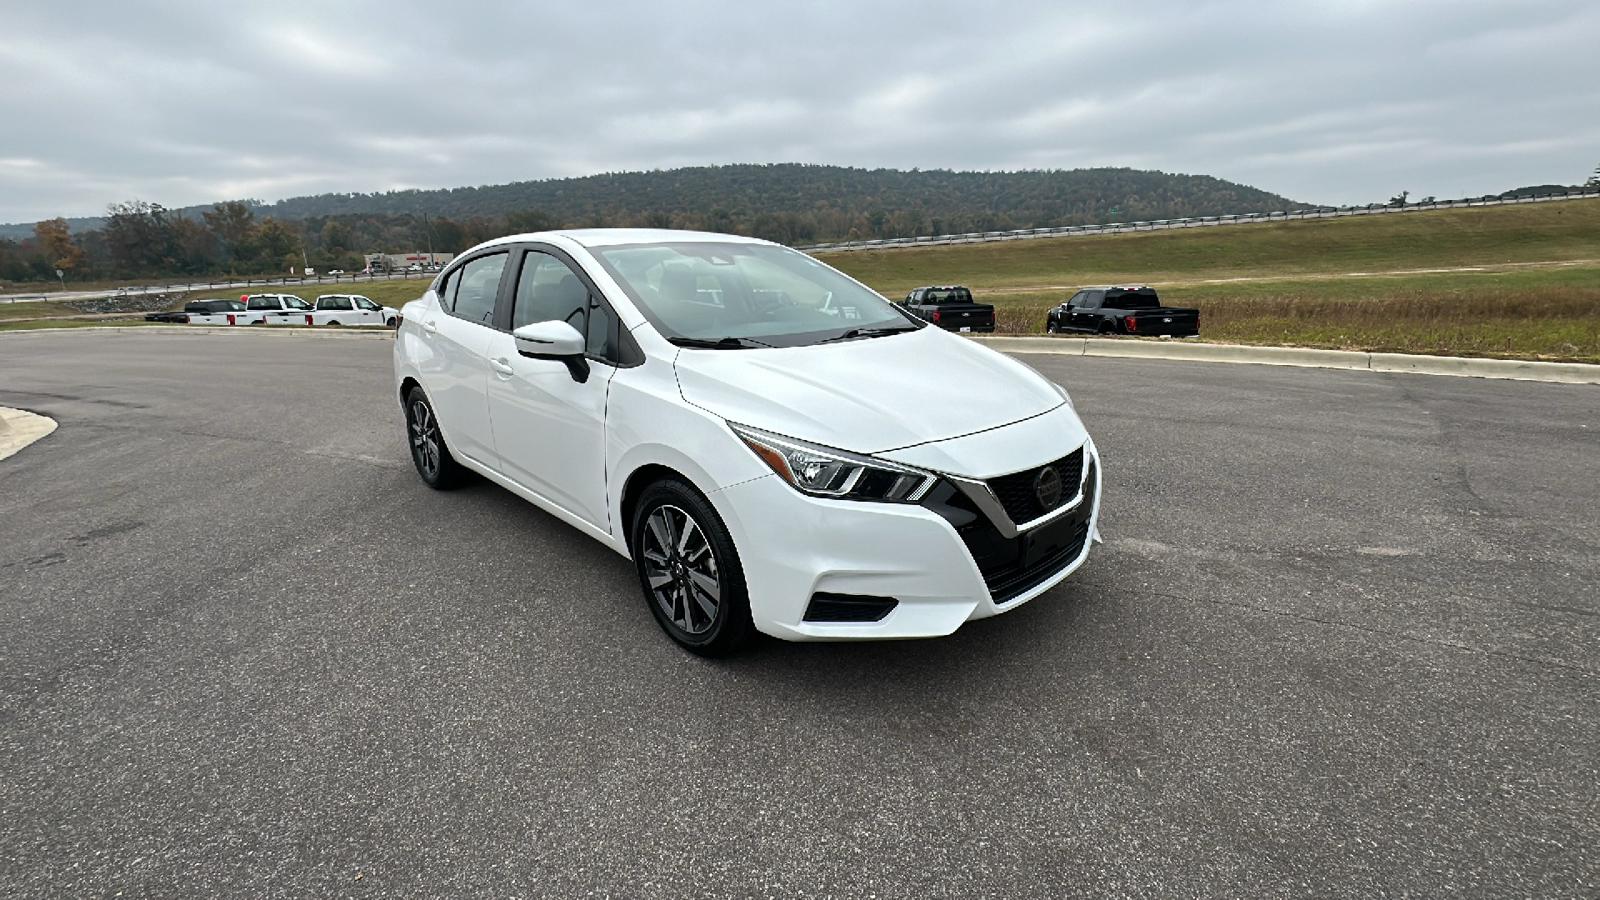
[
  {"xmin": 241, "ymin": 293, "xmax": 313, "ymax": 324},
  {"xmin": 310, "ymin": 294, "xmax": 401, "ymax": 327},
  {"xmin": 897, "ymin": 285, "xmax": 995, "ymax": 332},
  {"xmin": 1045, "ymin": 285, "xmax": 1200, "ymax": 336},
  {"xmin": 395, "ymin": 230, "xmax": 1101, "ymax": 656},
  {"xmin": 141, "ymin": 299, "xmax": 249, "ymax": 325}
]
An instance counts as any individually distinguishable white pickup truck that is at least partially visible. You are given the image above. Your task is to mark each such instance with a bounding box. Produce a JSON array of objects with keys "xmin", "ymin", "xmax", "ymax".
[
  {"xmin": 241, "ymin": 293, "xmax": 314, "ymax": 325},
  {"xmin": 308, "ymin": 294, "xmax": 401, "ymax": 327},
  {"xmin": 181, "ymin": 299, "xmax": 250, "ymax": 325}
]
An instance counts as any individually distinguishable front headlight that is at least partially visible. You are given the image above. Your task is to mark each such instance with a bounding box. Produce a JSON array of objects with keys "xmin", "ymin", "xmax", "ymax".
[{"xmin": 728, "ymin": 423, "xmax": 936, "ymax": 503}]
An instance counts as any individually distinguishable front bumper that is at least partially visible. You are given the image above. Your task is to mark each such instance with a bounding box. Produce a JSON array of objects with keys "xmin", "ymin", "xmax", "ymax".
[{"xmin": 709, "ymin": 437, "xmax": 1101, "ymax": 641}]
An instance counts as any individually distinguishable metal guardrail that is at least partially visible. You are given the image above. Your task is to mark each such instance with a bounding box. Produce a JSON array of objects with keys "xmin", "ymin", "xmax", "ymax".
[
  {"xmin": 799, "ymin": 187, "xmax": 1600, "ymax": 253},
  {"xmin": 0, "ymin": 269, "xmax": 435, "ymax": 305}
]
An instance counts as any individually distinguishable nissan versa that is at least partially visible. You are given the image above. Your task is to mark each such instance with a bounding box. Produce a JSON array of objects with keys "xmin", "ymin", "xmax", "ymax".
[{"xmin": 394, "ymin": 230, "xmax": 1102, "ymax": 655}]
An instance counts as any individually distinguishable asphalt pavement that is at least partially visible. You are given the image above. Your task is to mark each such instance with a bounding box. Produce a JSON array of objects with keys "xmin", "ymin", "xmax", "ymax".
[{"xmin": 1, "ymin": 330, "xmax": 1595, "ymax": 898}]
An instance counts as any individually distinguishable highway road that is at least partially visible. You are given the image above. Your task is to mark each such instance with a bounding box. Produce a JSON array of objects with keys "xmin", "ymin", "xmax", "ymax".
[{"xmin": 1, "ymin": 331, "xmax": 1595, "ymax": 897}]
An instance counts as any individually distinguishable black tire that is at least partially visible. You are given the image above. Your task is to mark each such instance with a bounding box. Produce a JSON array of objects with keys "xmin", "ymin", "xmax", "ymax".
[
  {"xmin": 1046, "ymin": 318, "xmax": 1058, "ymax": 334},
  {"xmin": 404, "ymin": 387, "xmax": 471, "ymax": 489},
  {"xmin": 327, "ymin": 320, "xmax": 341, "ymax": 327},
  {"xmin": 1098, "ymin": 321, "xmax": 1114, "ymax": 334},
  {"xmin": 386, "ymin": 316, "xmax": 398, "ymax": 328},
  {"xmin": 630, "ymin": 478, "xmax": 754, "ymax": 657}
]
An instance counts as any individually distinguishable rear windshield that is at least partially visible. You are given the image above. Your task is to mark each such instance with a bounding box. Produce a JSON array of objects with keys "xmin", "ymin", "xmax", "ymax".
[
  {"xmin": 1105, "ymin": 291, "xmax": 1160, "ymax": 309},
  {"xmin": 923, "ymin": 288, "xmax": 972, "ymax": 304}
]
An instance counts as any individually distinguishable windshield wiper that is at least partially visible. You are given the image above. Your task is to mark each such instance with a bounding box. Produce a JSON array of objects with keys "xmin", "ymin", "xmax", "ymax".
[
  {"xmin": 816, "ymin": 325, "xmax": 919, "ymax": 344},
  {"xmin": 667, "ymin": 336, "xmax": 773, "ymax": 349}
]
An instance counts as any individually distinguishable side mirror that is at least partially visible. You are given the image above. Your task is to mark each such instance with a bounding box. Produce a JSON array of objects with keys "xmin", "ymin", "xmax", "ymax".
[{"xmin": 513, "ymin": 320, "xmax": 590, "ymax": 383}]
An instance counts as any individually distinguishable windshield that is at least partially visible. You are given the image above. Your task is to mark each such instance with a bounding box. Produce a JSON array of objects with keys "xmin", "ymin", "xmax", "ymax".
[{"xmin": 591, "ymin": 242, "xmax": 917, "ymax": 348}]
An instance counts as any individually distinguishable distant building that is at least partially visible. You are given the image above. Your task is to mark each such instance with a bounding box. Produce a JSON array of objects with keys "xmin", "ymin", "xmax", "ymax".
[{"xmin": 364, "ymin": 251, "xmax": 454, "ymax": 273}]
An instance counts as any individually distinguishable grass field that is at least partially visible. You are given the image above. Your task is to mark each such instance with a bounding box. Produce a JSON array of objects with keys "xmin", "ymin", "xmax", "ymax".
[{"xmin": 820, "ymin": 200, "xmax": 1600, "ymax": 362}]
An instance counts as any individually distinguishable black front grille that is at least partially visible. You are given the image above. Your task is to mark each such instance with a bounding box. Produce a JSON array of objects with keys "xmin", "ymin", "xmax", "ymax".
[
  {"xmin": 987, "ymin": 447, "xmax": 1084, "ymax": 526},
  {"xmin": 986, "ymin": 462, "xmax": 1098, "ymax": 603},
  {"xmin": 922, "ymin": 461, "xmax": 1098, "ymax": 606}
]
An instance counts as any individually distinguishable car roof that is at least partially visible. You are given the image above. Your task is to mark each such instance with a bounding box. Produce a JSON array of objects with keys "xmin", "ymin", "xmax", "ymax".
[
  {"xmin": 1080, "ymin": 285, "xmax": 1155, "ymax": 291},
  {"xmin": 468, "ymin": 228, "xmax": 777, "ymax": 254}
]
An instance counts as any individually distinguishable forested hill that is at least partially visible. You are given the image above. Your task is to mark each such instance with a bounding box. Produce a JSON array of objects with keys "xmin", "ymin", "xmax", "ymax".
[{"xmin": 255, "ymin": 164, "xmax": 1302, "ymax": 240}]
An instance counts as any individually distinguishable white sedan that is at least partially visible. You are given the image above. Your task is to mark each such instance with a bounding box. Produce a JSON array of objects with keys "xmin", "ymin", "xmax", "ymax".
[
  {"xmin": 309, "ymin": 294, "xmax": 400, "ymax": 327},
  {"xmin": 394, "ymin": 229, "xmax": 1101, "ymax": 655}
]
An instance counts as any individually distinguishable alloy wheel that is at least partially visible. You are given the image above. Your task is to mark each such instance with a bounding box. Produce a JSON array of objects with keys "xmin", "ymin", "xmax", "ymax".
[
  {"xmin": 639, "ymin": 504, "xmax": 721, "ymax": 635},
  {"xmin": 409, "ymin": 399, "xmax": 441, "ymax": 479}
]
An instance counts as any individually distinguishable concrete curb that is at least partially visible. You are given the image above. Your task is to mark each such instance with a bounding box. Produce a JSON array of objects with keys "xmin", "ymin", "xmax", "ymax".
[
  {"xmin": 0, "ymin": 407, "xmax": 59, "ymax": 462},
  {"xmin": 0, "ymin": 325, "xmax": 394, "ymax": 340},
  {"xmin": 968, "ymin": 336, "xmax": 1600, "ymax": 385}
]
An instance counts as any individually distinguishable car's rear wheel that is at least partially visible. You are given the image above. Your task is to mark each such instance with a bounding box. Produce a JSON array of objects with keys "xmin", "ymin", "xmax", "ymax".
[
  {"xmin": 631, "ymin": 478, "xmax": 753, "ymax": 657},
  {"xmin": 404, "ymin": 387, "xmax": 470, "ymax": 489},
  {"xmin": 1098, "ymin": 321, "xmax": 1114, "ymax": 334}
]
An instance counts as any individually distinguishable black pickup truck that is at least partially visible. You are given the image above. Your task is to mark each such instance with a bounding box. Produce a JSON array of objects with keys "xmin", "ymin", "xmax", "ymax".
[
  {"xmin": 899, "ymin": 285, "xmax": 995, "ymax": 332},
  {"xmin": 143, "ymin": 299, "xmax": 246, "ymax": 324},
  {"xmin": 1045, "ymin": 286, "xmax": 1199, "ymax": 337}
]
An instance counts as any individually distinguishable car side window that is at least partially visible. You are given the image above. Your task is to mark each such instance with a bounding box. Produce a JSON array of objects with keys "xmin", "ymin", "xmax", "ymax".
[
  {"xmin": 1085, "ymin": 291, "xmax": 1104, "ymax": 310},
  {"xmin": 451, "ymin": 253, "xmax": 508, "ymax": 326},
  {"xmin": 355, "ymin": 297, "xmax": 380, "ymax": 311},
  {"xmin": 512, "ymin": 250, "xmax": 618, "ymax": 361},
  {"xmin": 1067, "ymin": 291, "xmax": 1087, "ymax": 308}
]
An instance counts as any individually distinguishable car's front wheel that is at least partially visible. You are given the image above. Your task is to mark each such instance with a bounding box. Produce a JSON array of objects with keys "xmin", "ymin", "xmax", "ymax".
[
  {"xmin": 404, "ymin": 387, "xmax": 470, "ymax": 489},
  {"xmin": 631, "ymin": 478, "xmax": 753, "ymax": 657}
]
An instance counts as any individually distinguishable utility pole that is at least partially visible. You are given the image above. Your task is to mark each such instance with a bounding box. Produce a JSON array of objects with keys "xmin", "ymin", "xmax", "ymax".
[{"xmin": 422, "ymin": 213, "xmax": 437, "ymax": 266}]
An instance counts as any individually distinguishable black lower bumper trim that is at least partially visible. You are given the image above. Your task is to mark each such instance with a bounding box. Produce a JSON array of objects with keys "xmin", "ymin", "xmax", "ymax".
[{"xmin": 803, "ymin": 593, "xmax": 899, "ymax": 623}]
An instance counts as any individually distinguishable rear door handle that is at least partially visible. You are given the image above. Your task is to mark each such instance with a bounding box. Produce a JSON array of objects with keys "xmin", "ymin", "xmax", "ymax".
[
  {"xmin": 489, "ymin": 358, "xmax": 515, "ymax": 377},
  {"xmin": 423, "ymin": 320, "xmax": 438, "ymax": 334}
]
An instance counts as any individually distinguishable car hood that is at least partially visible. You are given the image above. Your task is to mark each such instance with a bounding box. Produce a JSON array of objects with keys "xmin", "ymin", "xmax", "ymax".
[{"xmin": 673, "ymin": 327, "xmax": 1064, "ymax": 454}]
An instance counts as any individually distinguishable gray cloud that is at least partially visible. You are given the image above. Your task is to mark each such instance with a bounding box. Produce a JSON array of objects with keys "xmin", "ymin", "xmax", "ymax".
[{"xmin": 2, "ymin": 0, "xmax": 1596, "ymax": 222}]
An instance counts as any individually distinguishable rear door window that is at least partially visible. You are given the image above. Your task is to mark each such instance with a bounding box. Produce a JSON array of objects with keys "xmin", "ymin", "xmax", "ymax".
[{"xmin": 451, "ymin": 253, "xmax": 508, "ymax": 326}]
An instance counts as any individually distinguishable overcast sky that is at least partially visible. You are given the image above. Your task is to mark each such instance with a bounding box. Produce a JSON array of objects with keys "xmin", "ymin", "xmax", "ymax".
[{"xmin": 2, "ymin": 0, "xmax": 1596, "ymax": 224}]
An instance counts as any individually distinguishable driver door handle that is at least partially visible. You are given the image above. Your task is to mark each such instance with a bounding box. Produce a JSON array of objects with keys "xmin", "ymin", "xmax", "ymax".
[
  {"xmin": 423, "ymin": 320, "xmax": 438, "ymax": 334},
  {"xmin": 489, "ymin": 357, "xmax": 515, "ymax": 377}
]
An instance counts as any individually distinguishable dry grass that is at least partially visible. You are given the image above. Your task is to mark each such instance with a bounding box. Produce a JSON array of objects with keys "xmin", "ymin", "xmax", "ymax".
[{"xmin": 985, "ymin": 285, "xmax": 1600, "ymax": 363}]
